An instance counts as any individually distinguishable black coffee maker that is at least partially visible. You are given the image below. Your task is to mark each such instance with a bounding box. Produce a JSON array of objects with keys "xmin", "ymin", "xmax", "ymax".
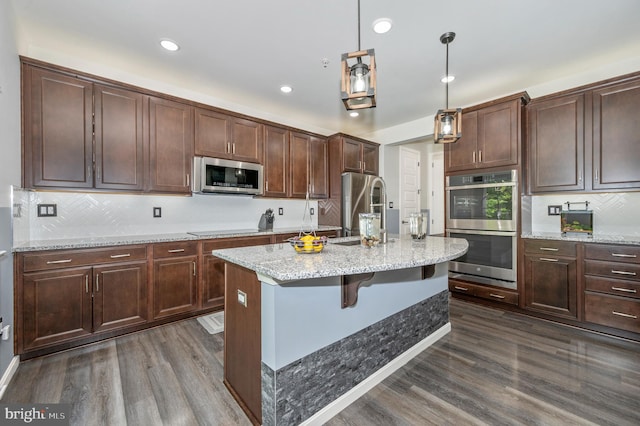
[{"xmin": 258, "ymin": 208, "xmax": 274, "ymax": 231}]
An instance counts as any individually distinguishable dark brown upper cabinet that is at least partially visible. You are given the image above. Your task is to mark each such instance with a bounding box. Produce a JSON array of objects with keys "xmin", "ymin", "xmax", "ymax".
[
  {"xmin": 263, "ymin": 125, "xmax": 289, "ymax": 198},
  {"xmin": 147, "ymin": 96, "xmax": 193, "ymax": 194},
  {"xmin": 194, "ymin": 107, "xmax": 263, "ymax": 164},
  {"xmin": 23, "ymin": 65, "xmax": 95, "ymax": 189},
  {"xmin": 527, "ymin": 72, "xmax": 640, "ymax": 193},
  {"xmin": 527, "ymin": 93, "xmax": 586, "ymax": 193},
  {"xmin": 592, "ymin": 78, "xmax": 640, "ymax": 190},
  {"xmin": 445, "ymin": 93, "xmax": 528, "ymax": 173}
]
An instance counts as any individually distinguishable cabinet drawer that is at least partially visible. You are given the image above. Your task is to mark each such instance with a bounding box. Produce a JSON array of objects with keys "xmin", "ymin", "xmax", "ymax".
[
  {"xmin": 203, "ymin": 235, "xmax": 273, "ymax": 252},
  {"xmin": 584, "ymin": 244, "xmax": 640, "ymax": 264},
  {"xmin": 585, "ymin": 276, "xmax": 640, "ymax": 299},
  {"xmin": 22, "ymin": 245, "xmax": 147, "ymax": 272},
  {"xmin": 584, "ymin": 260, "xmax": 640, "ymax": 282},
  {"xmin": 449, "ymin": 282, "xmax": 518, "ymax": 305},
  {"xmin": 153, "ymin": 241, "xmax": 198, "ymax": 259},
  {"xmin": 524, "ymin": 239, "xmax": 576, "ymax": 257},
  {"xmin": 585, "ymin": 293, "xmax": 640, "ymax": 333}
]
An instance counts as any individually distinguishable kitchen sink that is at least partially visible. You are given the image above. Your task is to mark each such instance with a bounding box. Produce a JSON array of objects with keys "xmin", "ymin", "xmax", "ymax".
[{"xmin": 330, "ymin": 239, "xmax": 361, "ymax": 246}]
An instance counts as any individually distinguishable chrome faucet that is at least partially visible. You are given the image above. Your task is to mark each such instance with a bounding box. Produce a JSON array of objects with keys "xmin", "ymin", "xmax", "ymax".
[{"xmin": 369, "ymin": 176, "xmax": 388, "ymax": 244}]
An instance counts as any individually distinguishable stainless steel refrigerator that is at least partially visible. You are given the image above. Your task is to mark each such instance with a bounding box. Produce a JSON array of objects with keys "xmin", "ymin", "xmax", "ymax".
[{"xmin": 341, "ymin": 172, "xmax": 383, "ymax": 236}]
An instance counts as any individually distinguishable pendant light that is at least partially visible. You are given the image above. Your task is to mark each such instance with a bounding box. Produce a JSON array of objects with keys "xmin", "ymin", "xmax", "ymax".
[
  {"xmin": 341, "ymin": 0, "xmax": 377, "ymax": 110},
  {"xmin": 434, "ymin": 32, "xmax": 462, "ymax": 144}
]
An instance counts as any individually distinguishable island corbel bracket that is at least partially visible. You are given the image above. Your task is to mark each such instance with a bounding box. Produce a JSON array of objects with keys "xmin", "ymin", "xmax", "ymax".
[
  {"xmin": 421, "ymin": 264, "xmax": 435, "ymax": 279},
  {"xmin": 341, "ymin": 272, "xmax": 375, "ymax": 308}
]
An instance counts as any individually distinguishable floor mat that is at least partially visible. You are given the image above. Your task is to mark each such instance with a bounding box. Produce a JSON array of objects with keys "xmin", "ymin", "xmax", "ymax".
[{"xmin": 196, "ymin": 311, "xmax": 224, "ymax": 334}]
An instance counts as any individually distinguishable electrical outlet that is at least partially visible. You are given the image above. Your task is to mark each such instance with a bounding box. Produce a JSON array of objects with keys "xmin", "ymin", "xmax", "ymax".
[
  {"xmin": 37, "ymin": 204, "xmax": 57, "ymax": 217},
  {"xmin": 278, "ymin": 207, "xmax": 284, "ymax": 215},
  {"xmin": 548, "ymin": 205, "xmax": 562, "ymax": 215},
  {"xmin": 310, "ymin": 207, "xmax": 315, "ymax": 215},
  {"xmin": 389, "ymin": 202, "xmax": 393, "ymax": 208},
  {"xmin": 153, "ymin": 207, "xmax": 162, "ymax": 218}
]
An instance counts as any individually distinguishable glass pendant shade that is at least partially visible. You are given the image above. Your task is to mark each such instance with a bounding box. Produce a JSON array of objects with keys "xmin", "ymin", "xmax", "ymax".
[
  {"xmin": 341, "ymin": 49, "xmax": 377, "ymax": 110},
  {"xmin": 434, "ymin": 108, "xmax": 462, "ymax": 143},
  {"xmin": 434, "ymin": 32, "xmax": 461, "ymax": 143}
]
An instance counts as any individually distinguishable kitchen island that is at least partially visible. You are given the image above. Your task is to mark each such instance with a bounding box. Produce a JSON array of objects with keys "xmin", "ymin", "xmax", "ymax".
[{"xmin": 212, "ymin": 235, "xmax": 468, "ymax": 426}]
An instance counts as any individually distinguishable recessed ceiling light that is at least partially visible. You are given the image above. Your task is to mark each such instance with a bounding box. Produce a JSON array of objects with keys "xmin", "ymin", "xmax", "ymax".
[
  {"xmin": 372, "ymin": 18, "xmax": 393, "ymax": 34},
  {"xmin": 280, "ymin": 85, "xmax": 293, "ymax": 94},
  {"xmin": 441, "ymin": 75, "xmax": 455, "ymax": 83},
  {"xmin": 350, "ymin": 111, "xmax": 359, "ymax": 117},
  {"xmin": 160, "ymin": 39, "xmax": 179, "ymax": 52}
]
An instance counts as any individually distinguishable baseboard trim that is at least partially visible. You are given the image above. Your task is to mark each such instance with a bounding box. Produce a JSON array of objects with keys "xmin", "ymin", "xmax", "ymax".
[
  {"xmin": 0, "ymin": 356, "xmax": 20, "ymax": 400},
  {"xmin": 300, "ymin": 322, "xmax": 451, "ymax": 426}
]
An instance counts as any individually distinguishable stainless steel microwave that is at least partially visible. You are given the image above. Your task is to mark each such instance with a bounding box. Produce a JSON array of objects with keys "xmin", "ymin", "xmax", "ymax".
[{"xmin": 192, "ymin": 157, "xmax": 263, "ymax": 195}]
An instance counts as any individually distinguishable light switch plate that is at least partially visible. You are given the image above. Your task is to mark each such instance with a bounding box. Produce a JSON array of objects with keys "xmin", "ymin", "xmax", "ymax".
[
  {"xmin": 548, "ymin": 205, "xmax": 562, "ymax": 215},
  {"xmin": 37, "ymin": 204, "xmax": 57, "ymax": 217},
  {"xmin": 153, "ymin": 207, "xmax": 162, "ymax": 218}
]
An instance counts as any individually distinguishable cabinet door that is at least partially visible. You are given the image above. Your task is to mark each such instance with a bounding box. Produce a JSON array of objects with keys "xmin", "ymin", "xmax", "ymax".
[
  {"xmin": 524, "ymin": 254, "xmax": 577, "ymax": 319},
  {"xmin": 309, "ymin": 136, "xmax": 328, "ymax": 198},
  {"xmin": 343, "ymin": 138, "xmax": 363, "ymax": 172},
  {"xmin": 289, "ymin": 132, "xmax": 310, "ymax": 198},
  {"xmin": 362, "ymin": 143, "xmax": 379, "ymax": 175},
  {"xmin": 202, "ymin": 255, "xmax": 225, "ymax": 310},
  {"xmin": 445, "ymin": 110, "xmax": 478, "ymax": 172},
  {"xmin": 94, "ymin": 85, "xmax": 144, "ymax": 191},
  {"xmin": 194, "ymin": 107, "xmax": 231, "ymax": 159},
  {"xmin": 592, "ymin": 79, "xmax": 640, "ymax": 190},
  {"xmin": 477, "ymin": 100, "xmax": 519, "ymax": 168},
  {"xmin": 528, "ymin": 94, "xmax": 585, "ymax": 192},
  {"xmin": 93, "ymin": 261, "xmax": 148, "ymax": 333},
  {"xmin": 263, "ymin": 125, "xmax": 289, "ymax": 197},
  {"xmin": 231, "ymin": 117, "xmax": 263, "ymax": 163},
  {"xmin": 148, "ymin": 96, "xmax": 193, "ymax": 194},
  {"xmin": 24, "ymin": 66, "xmax": 93, "ymax": 189},
  {"xmin": 22, "ymin": 267, "xmax": 93, "ymax": 351},
  {"xmin": 152, "ymin": 256, "xmax": 198, "ymax": 319}
]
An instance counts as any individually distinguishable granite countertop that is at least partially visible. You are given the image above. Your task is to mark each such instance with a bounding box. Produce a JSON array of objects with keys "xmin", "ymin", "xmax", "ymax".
[
  {"xmin": 522, "ymin": 232, "xmax": 640, "ymax": 246},
  {"xmin": 211, "ymin": 235, "xmax": 469, "ymax": 283},
  {"xmin": 12, "ymin": 226, "xmax": 342, "ymax": 252}
]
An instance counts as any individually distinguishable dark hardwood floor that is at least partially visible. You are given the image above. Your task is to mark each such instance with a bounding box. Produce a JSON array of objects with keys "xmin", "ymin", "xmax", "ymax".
[{"xmin": 3, "ymin": 298, "xmax": 639, "ymax": 425}]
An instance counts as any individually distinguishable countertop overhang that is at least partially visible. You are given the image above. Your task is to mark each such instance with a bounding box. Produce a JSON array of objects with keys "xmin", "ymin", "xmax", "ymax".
[{"xmin": 212, "ymin": 235, "xmax": 468, "ymax": 283}]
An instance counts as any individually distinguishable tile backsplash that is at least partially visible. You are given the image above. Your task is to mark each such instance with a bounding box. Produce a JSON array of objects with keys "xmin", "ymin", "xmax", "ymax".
[
  {"xmin": 12, "ymin": 187, "xmax": 318, "ymax": 243},
  {"xmin": 525, "ymin": 192, "xmax": 640, "ymax": 236}
]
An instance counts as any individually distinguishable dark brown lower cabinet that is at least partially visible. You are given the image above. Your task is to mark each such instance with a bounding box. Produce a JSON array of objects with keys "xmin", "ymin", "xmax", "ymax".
[
  {"xmin": 21, "ymin": 260, "xmax": 148, "ymax": 352},
  {"xmin": 93, "ymin": 261, "xmax": 148, "ymax": 333},
  {"xmin": 202, "ymin": 235, "xmax": 274, "ymax": 310},
  {"xmin": 524, "ymin": 254, "xmax": 578, "ymax": 319},
  {"xmin": 224, "ymin": 262, "xmax": 261, "ymax": 425},
  {"xmin": 152, "ymin": 256, "xmax": 198, "ymax": 319},
  {"xmin": 22, "ymin": 267, "xmax": 93, "ymax": 351}
]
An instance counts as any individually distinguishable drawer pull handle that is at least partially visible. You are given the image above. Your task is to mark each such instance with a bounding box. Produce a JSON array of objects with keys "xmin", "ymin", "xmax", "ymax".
[
  {"xmin": 110, "ymin": 253, "xmax": 131, "ymax": 259},
  {"xmin": 490, "ymin": 293, "xmax": 505, "ymax": 299},
  {"xmin": 612, "ymin": 311, "xmax": 638, "ymax": 320},
  {"xmin": 611, "ymin": 253, "xmax": 637, "ymax": 258},
  {"xmin": 168, "ymin": 249, "xmax": 185, "ymax": 253},
  {"xmin": 611, "ymin": 270, "xmax": 637, "ymax": 276},
  {"xmin": 539, "ymin": 247, "xmax": 559, "ymax": 252},
  {"xmin": 453, "ymin": 286, "xmax": 469, "ymax": 291},
  {"xmin": 611, "ymin": 287, "xmax": 637, "ymax": 294},
  {"xmin": 540, "ymin": 258, "xmax": 559, "ymax": 262},
  {"xmin": 46, "ymin": 259, "xmax": 72, "ymax": 264}
]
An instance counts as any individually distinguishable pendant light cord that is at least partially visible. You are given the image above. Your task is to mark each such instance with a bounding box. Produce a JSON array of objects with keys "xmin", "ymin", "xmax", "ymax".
[
  {"xmin": 445, "ymin": 41, "xmax": 449, "ymax": 109},
  {"xmin": 357, "ymin": 0, "xmax": 361, "ymax": 51}
]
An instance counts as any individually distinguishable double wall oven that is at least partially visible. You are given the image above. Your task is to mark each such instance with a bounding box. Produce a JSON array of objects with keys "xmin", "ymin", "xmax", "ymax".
[{"xmin": 446, "ymin": 170, "xmax": 518, "ymax": 289}]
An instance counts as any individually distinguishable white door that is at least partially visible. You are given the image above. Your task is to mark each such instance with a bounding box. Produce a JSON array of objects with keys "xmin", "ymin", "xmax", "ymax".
[
  {"xmin": 426, "ymin": 150, "xmax": 445, "ymax": 234},
  {"xmin": 399, "ymin": 147, "xmax": 421, "ymax": 235}
]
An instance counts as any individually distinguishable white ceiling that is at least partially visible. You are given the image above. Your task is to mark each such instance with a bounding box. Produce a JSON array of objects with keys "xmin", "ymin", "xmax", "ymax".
[{"xmin": 10, "ymin": 0, "xmax": 640, "ymax": 140}]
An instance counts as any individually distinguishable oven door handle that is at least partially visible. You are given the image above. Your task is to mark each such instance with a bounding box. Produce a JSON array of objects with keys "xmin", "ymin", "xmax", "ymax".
[
  {"xmin": 445, "ymin": 181, "xmax": 517, "ymax": 191},
  {"xmin": 447, "ymin": 229, "xmax": 517, "ymax": 237}
]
